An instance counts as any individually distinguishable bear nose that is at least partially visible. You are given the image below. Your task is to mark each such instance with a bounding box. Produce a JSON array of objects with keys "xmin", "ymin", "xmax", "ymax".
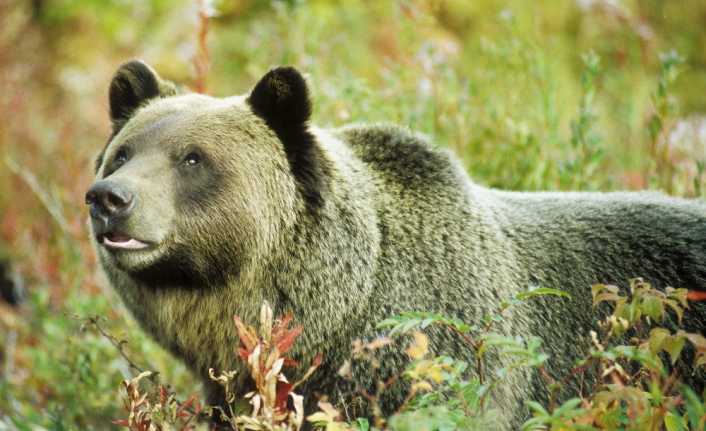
[{"xmin": 85, "ymin": 181, "xmax": 134, "ymax": 219}]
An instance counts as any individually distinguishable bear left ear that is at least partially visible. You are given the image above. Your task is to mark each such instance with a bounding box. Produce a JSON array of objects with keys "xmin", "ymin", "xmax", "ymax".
[
  {"xmin": 109, "ymin": 60, "xmax": 177, "ymax": 133},
  {"xmin": 247, "ymin": 67, "xmax": 312, "ymax": 136}
]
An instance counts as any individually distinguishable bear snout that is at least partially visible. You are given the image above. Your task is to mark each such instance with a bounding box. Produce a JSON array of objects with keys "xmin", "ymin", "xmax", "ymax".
[{"xmin": 85, "ymin": 180, "xmax": 135, "ymax": 229}]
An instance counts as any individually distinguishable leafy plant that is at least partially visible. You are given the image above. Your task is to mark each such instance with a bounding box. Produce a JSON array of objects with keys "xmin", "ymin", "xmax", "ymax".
[
  {"xmin": 562, "ymin": 50, "xmax": 604, "ymax": 189},
  {"xmin": 210, "ymin": 302, "xmax": 322, "ymax": 430},
  {"xmin": 522, "ymin": 279, "xmax": 706, "ymax": 430},
  {"xmin": 114, "ymin": 371, "xmax": 202, "ymax": 431},
  {"xmin": 647, "ymin": 50, "xmax": 686, "ymax": 194}
]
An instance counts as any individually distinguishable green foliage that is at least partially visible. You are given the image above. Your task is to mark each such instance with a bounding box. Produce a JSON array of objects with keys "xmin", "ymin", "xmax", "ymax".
[
  {"xmin": 377, "ymin": 312, "xmax": 474, "ymax": 336},
  {"xmin": 318, "ymin": 279, "xmax": 705, "ymax": 430},
  {"xmin": 563, "ymin": 51, "xmax": 603, "ymax": 189},
  {"xmin": 352, "ymin": 287, "xmax": 566, "ymax": 430},
  {"xmin": 646, "ymin": 50, "xmax": 687, "ymax": 194},
  {"xmin": 592, "ymin": 278, "xmax": 689, "ymax": 337},
  {"xmin": 516, "ymin": 286, "xmax": 572, "ymax": 301},
  {"xmin": 522, "ymin": 280, "xmax": 705, "ymax": 431},
  {"xmin": 522, "ymin": 398, "xmax": 591, "ymax": 431},
  {"xmin": 377, "ymin": 286, "xmax": 570, "ymax": 336}
]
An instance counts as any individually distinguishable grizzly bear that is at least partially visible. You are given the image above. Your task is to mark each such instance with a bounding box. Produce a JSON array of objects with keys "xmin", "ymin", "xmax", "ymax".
[{"xmin": 86, "ymin": 60, "xmax": 706, "ymax": 429}]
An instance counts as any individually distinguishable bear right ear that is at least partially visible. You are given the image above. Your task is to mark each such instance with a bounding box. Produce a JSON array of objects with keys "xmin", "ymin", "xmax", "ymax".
[
  {"xmin": 109, "ymin": 60, "xmax": 177, "ymax": 133},
  {"xmin": 247, "ymin": 67, "xmax": 312, "ymax": 136}
]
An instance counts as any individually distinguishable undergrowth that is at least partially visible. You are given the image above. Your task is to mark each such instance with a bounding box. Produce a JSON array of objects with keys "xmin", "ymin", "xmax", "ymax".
[{"xmin": 110, "ymin": 280, "xmax": 706, "ymax": 431}]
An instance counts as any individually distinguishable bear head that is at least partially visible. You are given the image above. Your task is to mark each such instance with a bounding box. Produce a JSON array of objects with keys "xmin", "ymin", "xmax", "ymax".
[{"xmin": 87, "ymin": 60, "xmax": 327, "ymax": 287}]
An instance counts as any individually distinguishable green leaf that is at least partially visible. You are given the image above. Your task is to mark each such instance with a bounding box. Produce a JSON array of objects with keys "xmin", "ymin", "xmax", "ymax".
[
  {"xmin": 554, "ymin": 397, "xmax": 583, "ymax": 416},
  {"xmin": 627, "ymin": 300, "xmax": 642, "ymax": 323},
  {"xmin": 681, "ymin": 386, "xmax": 706, "ymax": 428},
  {"xmin": 354, "ymin": 417, "xmax": 370, "ymax": 431},
  {"xmin": 420, "ymin": 318, "xmax": 434, "ymax": 328},
  {"xmin": 664, "ymin": 299, "xmax": 685, "ymax": 324},
  {"xmin": 377, "ymin": 318, "xmax": 400, "ymax": 328},
  {"xmin": 592, "ymin": 284, "xmax": 621, "ymax": 306},
  {"xmin": 666, "ymin": 287, "xmax": 689, "ymax": 309},
  {"xmin": 664, "ymin": 411, "xmax": 686, "ymax": 431},
  {"xmin": 525, "ymin": 400, "xmax": 549, "ymax": 416},
  {"xmin": 648, "ymin": 328, "xmax": 670, "ymax": 354},
  {"xmin": 516, "ymin": 287, "xmax": 571, "ymax": 301},
  {"xmin": 641, "ymin": 296, "xmax": 664, "ymax": 322},
  {"xmin": 662, "ymin": 335, "xmax": 686, "ymax": 365},
  {"xmin": 649, "ymin": 115, "xmax": 663, "ymax": 141}
]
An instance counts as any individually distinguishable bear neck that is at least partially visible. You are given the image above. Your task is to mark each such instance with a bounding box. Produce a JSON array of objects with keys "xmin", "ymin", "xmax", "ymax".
[{"xmin": 104, "ymin": 127, "xmax": 381, "ymax": 383}]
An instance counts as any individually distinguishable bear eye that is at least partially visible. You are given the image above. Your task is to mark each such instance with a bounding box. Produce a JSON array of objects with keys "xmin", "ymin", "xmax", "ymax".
[
  {"xmin": 114, "ymin": 148, "xmax": 129, "ymax": 165},
  {"xmin": 183, "ymin": 152, "xmax": 201, "ymax": 166}
]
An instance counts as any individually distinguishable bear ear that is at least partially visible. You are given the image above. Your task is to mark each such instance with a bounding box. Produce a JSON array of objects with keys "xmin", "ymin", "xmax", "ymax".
[
  {"xmin": 248, "ymin": 67, "xmax": 328, "ymax": 211},
  {"xmin": 109, "ymin": 60, "xmax": 177, "ymax": 133},
  {"xmin": 247, "ymin": 67, "xmax": 312, "ymax": 135}
]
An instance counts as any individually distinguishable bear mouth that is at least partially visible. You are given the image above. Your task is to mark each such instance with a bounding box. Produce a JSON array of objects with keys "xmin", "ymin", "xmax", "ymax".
[{"xmin": 101, "ymin": 232, "xmax": 151, "ymax": 250}]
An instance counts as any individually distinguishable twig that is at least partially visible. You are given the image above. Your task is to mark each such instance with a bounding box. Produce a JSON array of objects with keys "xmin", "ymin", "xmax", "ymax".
[
  {"xmin": 351, "ymin": 381, "xmax": 385, "ymax": 429},
  {"xmin": 192, "ymin": 0, "xmax": 212, "ymax": 94},
  {"xmin": 83, "ymin": 315, "xmax": 155, "ymax": 379},
  {"xmin": 5, "ymin": 156, "xmax": 71, "ymax": 234},
  {"xmin": 447, "ymin": 323, "xmax": 485, "ymax": 394},
  {"xmin": 337, "ymin": 389, "xmax": 351, "ymax": 422},
  {"xmin": 393, "ymin": 387, "xmax": 420, "ymax": 416},
  {"xmin": 3, "ymin": 329, "xmax": 17, "ymax": 382}
]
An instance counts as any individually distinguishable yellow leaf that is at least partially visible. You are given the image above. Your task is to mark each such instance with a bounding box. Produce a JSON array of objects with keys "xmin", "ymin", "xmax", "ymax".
[
  {"xmin": 411, "ymin": 381, "xmax": 433, "ymax": 393},
  {"xmin": 307, "ymin": 412, "xmax": 332, "ymax": 422},
  {"xmin": 406, "ymin": 332, "xmax": 429, "ymax": 360},
  {"xmin": 648, "ymin": 328, "xmax": 670, "ymax": 354}
]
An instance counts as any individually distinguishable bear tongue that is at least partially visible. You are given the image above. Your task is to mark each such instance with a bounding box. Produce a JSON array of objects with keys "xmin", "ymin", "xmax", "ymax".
[
  {"xmin": 103, "ymin": 233, "xmax": 149, "ymax": 250},
  {"xmin": 108, "ymin": 232, "xmax": 131, "ymax": 242}
]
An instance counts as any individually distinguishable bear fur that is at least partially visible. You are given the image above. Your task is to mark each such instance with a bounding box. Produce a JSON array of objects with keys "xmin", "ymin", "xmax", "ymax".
[{"xmin": 88, "ymin": 60, "xmax": 706, "ymax": 429}]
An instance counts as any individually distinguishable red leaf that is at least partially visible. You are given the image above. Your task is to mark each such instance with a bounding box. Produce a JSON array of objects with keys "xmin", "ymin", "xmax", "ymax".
[
  {"xmin": 234, "ymin": 316, "xmax": 258, "ymax": 352},
  {"xmin": 178, "ymin": 394, "xmax": 200, "ymax": 415},
  {"xmin": 275, "ymin": 325, "xmax": 303, "ymax": 354},
  {"xmin": 112, "ymin": 419, "xmax": 130, "ymax": 427},
  {"xmin": 238, "ymin": 347, "xmax": 250, "ymax": 361},
  {"xmin": 273, "ymin": 314, "xmax": 294, "ymax": 334},
  {"xmin": 158, "ymin": 385, "xmax": 168, "ymax": 404},
  {"xmin": 271, "ymin": 314, "xmax": 296, "ymax": 341},
  {"xmin": 312, "ymin": 353, "xmax": 323, "ymax": 367},
  {"xmin": 283, "ymin": 358, "xmax": 299, "ymax": 368},
  {"xmin": 687, "ymin": 290, "xmax": 706, "ymax": 302},
  {"xmin": 275, "ymin": 381, "xmax": 294, "ymax": 412}
]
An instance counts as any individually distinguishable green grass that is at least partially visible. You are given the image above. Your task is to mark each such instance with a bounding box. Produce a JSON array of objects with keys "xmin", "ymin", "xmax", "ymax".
[{"xmin": 1, "ymin": 0, "xmax": 705, "ymax": 429}]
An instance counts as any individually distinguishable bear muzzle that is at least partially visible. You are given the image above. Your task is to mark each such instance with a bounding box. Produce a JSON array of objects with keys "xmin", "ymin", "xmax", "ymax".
[
  {"xmin": 86, "ymin": 180, "xmax": 134, "ymax": 217},
  {"xmin": 86, "ymin": 180, "xmax": 150, "ymax": 251}
]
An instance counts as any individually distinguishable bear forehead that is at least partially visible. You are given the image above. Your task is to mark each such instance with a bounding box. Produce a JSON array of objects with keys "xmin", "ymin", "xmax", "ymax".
[
  {"xmin": 133, "ymin": 93, "xmax": 250, "ymax": 126},
  {"xmin": 115, "ymin": 94, "xmax": 260, "ymax": 145}
]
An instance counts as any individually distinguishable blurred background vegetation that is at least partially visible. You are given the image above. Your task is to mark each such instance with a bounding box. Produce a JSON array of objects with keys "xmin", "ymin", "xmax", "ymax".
[{"xmin": 1, "ymin": 0, "xmax": 705, "ymax": 428}]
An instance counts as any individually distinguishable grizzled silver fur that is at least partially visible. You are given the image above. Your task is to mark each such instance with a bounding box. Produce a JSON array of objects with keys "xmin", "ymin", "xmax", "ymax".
[{"xmin": 89, "ymin": 61, "xmax": 706, "ymax": 429}]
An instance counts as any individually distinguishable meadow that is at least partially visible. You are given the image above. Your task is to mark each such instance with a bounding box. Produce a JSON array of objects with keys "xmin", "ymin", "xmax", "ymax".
[{"xmin": 1, "ymin": 1, "xmax": 706, "ymax": 429}]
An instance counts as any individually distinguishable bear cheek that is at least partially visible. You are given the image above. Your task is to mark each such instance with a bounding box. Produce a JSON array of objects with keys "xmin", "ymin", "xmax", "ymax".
[
  {"xmin": 131, "ymin": 179, "xmax": 177, "ymax": 243},
  {"xmin": 102, "ymin": 163, "xmax": 178, "ymax": 247}
]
